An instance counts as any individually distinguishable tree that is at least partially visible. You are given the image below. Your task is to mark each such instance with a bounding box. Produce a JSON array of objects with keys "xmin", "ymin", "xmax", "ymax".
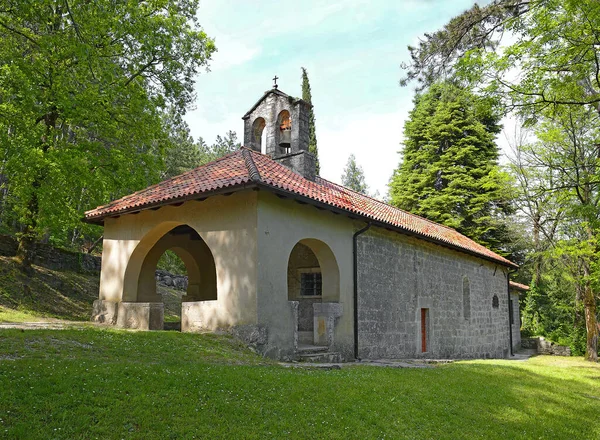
[
  {"xmin": 519, "ymin": 107, "xmax": 600, "ymax": 361},
  {"xmin": 301, "ymin": 67, "xmax": 320, "ymax": 174},
  {"xmin": 341, "ymin": 154, "xmax": 368, "ymax": 194},
  {"xmin": 0, "ymin": 0, "xmax": 215, "ymax": 267},
  {"xmin": 389, "ymin": 82, "xmax": 512, "ymax": 254},
  {"xmin": 401, "ymin": 0, "xmax": 600, "ymax": 361},
  {"xmin": 401, "ymin": 0, "xmax": 600, "ymax": 117}
]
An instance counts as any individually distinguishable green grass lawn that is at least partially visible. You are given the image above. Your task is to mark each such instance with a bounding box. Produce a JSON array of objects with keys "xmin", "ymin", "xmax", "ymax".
[{"xmin": 1, "ymin": 328, "xmax": 598, "ymax": 439}]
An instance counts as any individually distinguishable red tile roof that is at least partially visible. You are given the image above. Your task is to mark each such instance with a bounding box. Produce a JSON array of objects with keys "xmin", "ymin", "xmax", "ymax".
[
  {"xmin": 85, "ymin": 148, "xmax": 517, "ymax": 268},
  {"xmin": 509, "ymin": 281, "xmax": 529, "ymax": 291}
]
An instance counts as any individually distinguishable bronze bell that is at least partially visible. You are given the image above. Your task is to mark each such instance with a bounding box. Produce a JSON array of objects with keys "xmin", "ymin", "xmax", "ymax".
[{"xmin": 279, "ymin": 127, "xmax": 291, "ymax": 148}]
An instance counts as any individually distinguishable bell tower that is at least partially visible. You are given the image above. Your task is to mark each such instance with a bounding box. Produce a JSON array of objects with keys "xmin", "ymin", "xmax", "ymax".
[{"xmin": 242, "ymin": 82, "xmax": 316, "ymax": 180}]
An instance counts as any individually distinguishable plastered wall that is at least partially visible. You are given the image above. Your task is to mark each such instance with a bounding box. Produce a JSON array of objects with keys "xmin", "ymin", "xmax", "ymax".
[{"xmin": 98, "ymin": 190, "xmax": 259, "ymax": 328}]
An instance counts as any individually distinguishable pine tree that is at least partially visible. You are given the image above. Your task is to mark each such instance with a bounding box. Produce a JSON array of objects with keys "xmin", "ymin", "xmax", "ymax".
[
  {"xmin": 389, "ymin": 82, "xmax": 512, "ymax": 253},
  {"xmin": 301, "ymin": 67, "xmax": 320, "ymax": 174},
  {"xmin": 342, "ymin": 154, "xmax": 368, "ymax": 194}
]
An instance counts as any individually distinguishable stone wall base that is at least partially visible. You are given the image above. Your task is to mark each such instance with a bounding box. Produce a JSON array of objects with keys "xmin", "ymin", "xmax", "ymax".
[
  {"xmin": 91, "ymin": 299, "xmax": 118, "ymax": 325},
  {"xmin": 116, "ymin": 302, "xmax": 164, "ymax": 330},
  {"xmin": 313, "ymin": 302, "xmax": 343, "ymax": 347}
]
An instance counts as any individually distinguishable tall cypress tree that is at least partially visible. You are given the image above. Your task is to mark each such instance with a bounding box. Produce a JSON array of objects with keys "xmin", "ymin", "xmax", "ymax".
[
  {"xmin": 301, "ymin": 67, "xmax": 320, "ymax": 174},
  {"xmin": 389, "ymin": 82, "xmax": 512, "ymax": 253}
]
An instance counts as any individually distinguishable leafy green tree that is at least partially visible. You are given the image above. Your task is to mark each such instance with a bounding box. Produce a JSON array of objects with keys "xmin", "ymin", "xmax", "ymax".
[
  {"xmin": 341, "ymin": 154, "xmax": 368, "ymax": 194},
  {"xmin": 517, "ymin": 107, "xmax": 600, "ymax": 360},
  {"xmin": 0, "ymin": 0, "xmax": 215, "ymax": 267},
  {"xmin": 301, "ymin": 67, "xmax": 319, "ymax": 174},
  {"xmin": 401, "ymin": 0, "xmax": 600, "ymax": 117},
  {"xmin": 389, "ymin": 82, "xmax": 512, "ymax": 254}
]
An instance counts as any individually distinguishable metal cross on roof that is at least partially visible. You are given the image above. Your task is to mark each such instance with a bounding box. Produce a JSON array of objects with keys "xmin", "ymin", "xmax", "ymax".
[{"xmin": 272, "ymin": 75, "xmax": 279, "ymax": 89}]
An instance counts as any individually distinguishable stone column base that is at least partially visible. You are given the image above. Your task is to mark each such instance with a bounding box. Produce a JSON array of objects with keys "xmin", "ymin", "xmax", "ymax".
[
  {"xmin": 91, "ymin": 299, "xmax": 118, "ymax": 325},
  {"xmin": 181, "ymin": 301, "xmax": 216, "ymax": 332},
  {"xmin": 313, "ymin": 302, "xmax": 343, "ymax": 347},
  {"xmin": 116, "ymin": 302, "xmax": 164, "ymax": 330}
]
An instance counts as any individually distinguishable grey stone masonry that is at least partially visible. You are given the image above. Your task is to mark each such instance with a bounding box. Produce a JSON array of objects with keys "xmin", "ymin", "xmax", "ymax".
[
  {"xmin": 356, "ymin": 227, "xmax": 510, "ymax": 359},
  {"xmin": 242, "ymin": 89, "xmax": 315, "ymax": 180}
]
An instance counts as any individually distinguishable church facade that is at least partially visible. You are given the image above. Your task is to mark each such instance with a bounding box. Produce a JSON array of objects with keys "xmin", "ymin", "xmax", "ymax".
[{"xmin": 86, "ymin": 88, "xmax": 519, "ymax": 361}]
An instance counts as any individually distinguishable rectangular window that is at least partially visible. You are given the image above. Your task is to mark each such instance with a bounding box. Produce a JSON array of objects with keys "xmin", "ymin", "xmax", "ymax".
[
  {"xmin": 300, "ymin": 272, "xmax": 322, "ymax": 297},
  {"xmin": 421, "ymin": 308, "xmax": 429, "ymax": 353}
]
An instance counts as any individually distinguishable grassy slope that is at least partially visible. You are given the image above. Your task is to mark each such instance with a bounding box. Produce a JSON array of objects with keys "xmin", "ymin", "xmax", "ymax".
[
  {"xmin": 0, "ymin": 256, "xmax": 183, "ymax": 322},
  {"xmin": 0, "ymin": 328, "xmax": 599, "ymax": 440}
]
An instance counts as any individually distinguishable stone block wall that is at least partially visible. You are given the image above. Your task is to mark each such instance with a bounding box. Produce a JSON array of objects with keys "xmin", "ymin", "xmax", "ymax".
[
  {"xmin": 510, "ymin": 292, "xmax": 521, "ymax": 352},
  {"xmin": 356, "ymin": 228, "xmax": 510, "ymax": 359}
]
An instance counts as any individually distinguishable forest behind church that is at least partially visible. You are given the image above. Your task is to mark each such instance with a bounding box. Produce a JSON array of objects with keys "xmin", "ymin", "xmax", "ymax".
[{"xmin": 0, "ymin": 0, "xmax": 598, "ymax": 361}]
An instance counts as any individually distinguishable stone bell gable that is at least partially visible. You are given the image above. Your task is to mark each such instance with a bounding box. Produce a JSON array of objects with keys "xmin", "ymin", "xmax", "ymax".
[{"xmin": 242, "ymin": 88, "xmax": 316, "ymax": 181}]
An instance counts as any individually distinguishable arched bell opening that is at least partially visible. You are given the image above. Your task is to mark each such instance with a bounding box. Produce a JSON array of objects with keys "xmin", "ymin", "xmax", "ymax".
[
  {"xmin": 121, "ymin": 224, "xmax": 217, "ymax": 331},
  {"xmin": 287, "ymin": 239, "xmax": 340, "ymax": 346},
  {"xmin": 252, "ymin": 117, "xmax": 267, "ymax": 154},
  {"xmin": 276, "ymin": 110, "xmax": 291, "ymax": 155}
]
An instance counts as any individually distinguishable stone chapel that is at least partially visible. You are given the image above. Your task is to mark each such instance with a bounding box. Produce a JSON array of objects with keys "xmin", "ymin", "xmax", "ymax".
[{"xmin": 86, "ymin": 86, "xmax": 521, "ymax": 361}]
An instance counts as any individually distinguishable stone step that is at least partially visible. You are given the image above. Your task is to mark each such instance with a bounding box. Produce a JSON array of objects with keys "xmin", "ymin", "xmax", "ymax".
[
  {"xmin": 296, "ymin": 344, "xmax": 329, "ymax": 354},
  {"xmin": 298, "ymin": 351, "xmax": 343, "ymax": 363}
]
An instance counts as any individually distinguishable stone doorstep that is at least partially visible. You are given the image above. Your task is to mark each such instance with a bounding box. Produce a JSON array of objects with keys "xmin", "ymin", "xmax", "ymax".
[{"xmin": 296, "ymin": 344, "xmax": 329, "ymax": 354}]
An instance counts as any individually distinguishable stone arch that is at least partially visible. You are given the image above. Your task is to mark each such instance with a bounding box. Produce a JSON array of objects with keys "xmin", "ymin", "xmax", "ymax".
[
  {"xmin": 252, "ymin": 117, "xmax": 267, "ymax": 153},
  {"xmin": 287, "ymin": 238, "xmax": 341, "ymax": 346},
  {"xmin": 287, "ymin": 238, "xmax": 340, "ymax": 303},
  {"xmin": 276, "ymin": 110, "xmax": 291, "ymax": 153},
  {"xmin": 122, "ymin": 223, "xmax": 217, "ymax": 305}
]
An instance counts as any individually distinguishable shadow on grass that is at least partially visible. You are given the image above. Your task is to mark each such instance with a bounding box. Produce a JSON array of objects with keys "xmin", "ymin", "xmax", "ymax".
[{"xmin": 0, "ymin": 328, "xmax": 598, "ymax": 439}]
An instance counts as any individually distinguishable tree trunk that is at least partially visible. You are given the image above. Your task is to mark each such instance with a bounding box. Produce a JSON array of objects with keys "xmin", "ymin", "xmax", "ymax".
[
  {"xmin": 583, "ymin": 261, "xmax": 598, "ymax": 362},
  {"xmin": 16, "ymin": 181, "xmax": 40, "ymax": 270}
]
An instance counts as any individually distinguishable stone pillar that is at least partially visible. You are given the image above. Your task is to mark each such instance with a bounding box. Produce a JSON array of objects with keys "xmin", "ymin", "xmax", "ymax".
[
  {"xmin": 181, "ymin": 300, "xmax": 209, "ymax": 332},
  {"xmin": 91, "ymin": 299, "xmax": 118, "ymax": 325},
  {"xmin": 313, "ymin": 302, "xmax": 343, "ymax": 347},
  {"xmin": 116, "ymin": 302, "xmax": 164, "ymax": 330}
]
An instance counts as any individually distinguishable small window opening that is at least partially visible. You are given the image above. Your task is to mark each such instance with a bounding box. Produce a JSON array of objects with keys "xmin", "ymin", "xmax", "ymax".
[
  {"xmin": 492, "ymin": 294, "xmax": 499, "ymax": 309},
  {"xmin": 300, "ymin": 271, "xmax": 322, "ymax": 297},
  {"xmin": 421, "ymin": 308, "xmax": 429, "ymax": 353}
]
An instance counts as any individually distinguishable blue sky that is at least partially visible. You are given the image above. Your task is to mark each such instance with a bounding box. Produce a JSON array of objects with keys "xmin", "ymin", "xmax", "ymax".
[{"xmin": 185, "ymin": 0, "xmax": 485, "ymax": 196}]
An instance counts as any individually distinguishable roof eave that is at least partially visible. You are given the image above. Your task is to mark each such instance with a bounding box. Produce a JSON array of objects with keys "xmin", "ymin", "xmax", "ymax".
[
  {"xmin": 82, "ymin": 180, "xmax": 518, "ymax": 269},
  {"xmin": 258, "ymin": 184, "xmax": 519, "ymax": 269},
  {"xmin": 82, "ymin": 182, "xmax": 260, "ymax": 225}
]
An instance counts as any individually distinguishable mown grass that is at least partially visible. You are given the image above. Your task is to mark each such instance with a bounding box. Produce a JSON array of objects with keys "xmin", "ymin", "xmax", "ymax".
[{"xmin": 1, "ymin": 328, "xmax": 598, "ymax": 439}]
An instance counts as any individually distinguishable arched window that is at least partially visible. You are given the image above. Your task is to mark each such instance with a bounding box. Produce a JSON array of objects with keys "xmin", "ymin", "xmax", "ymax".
[
  {"xmin": 252, "ymin": 117, "xmax": 266, "ymax": 153},
  {"xmin": 463, "ymin": 276, "xmax": 471, "ymax": 319}
]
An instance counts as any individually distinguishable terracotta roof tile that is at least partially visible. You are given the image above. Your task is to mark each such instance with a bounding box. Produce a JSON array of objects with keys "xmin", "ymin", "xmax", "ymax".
[{"xmin": 85, "ymin": 148, "xmax": 517, "ymax": 267}]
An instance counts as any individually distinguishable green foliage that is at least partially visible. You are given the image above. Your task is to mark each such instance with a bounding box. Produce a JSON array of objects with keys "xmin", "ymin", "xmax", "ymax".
[
  {"xmin": 341, "ymin": 154, "xmax": 368, "ymax": 194},
  {"xmin": 402, "ymin": 0, "xmax": 600, "ymax": 117},
  {"xmin": 0, "ymin": 0, "xmax": 215, "ymax": 253},
  {"xmin": 0, "ymin": 329, "xmax": 599, "ymax": 439},
  {"xmin": 389, "ymin": 82, "xmax": 513, "ymax": 254},
  {"xmin": 301, "ymin": 67, "xmax": 320, "ymax": 174},
  {"xmin": 511, "ymin": 105, "xmax": 600, "ymax": 358},
  {"xmin": 163, "ymin": 127, "xmax": 241, "ymax": 180},
  {"xmin": 198, "ymin": 131, "xmax": 241, "ymax": 165},
  {"xmin": 156, "ymin": 250, "xmax": 187, "ymax": 275}
]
